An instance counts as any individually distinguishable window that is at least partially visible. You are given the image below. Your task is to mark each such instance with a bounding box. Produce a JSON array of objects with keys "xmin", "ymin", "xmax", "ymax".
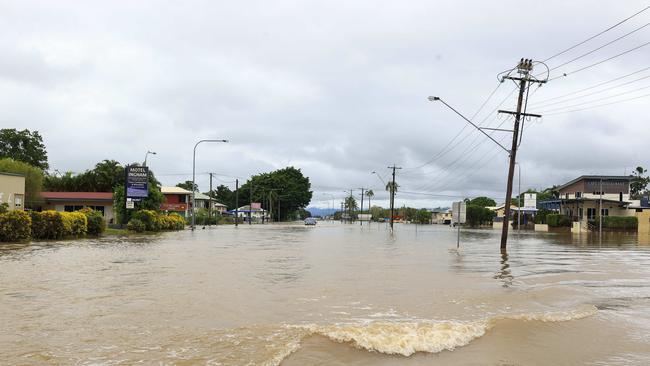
[
  {"xmin": 14, "ymin": 194, "xmax": 23, "ymax": 208},
  {"xmin": 565, "ymin": 193, "xmax": 569, "ymax": 199},
  {"xmin": 587, "ymin": 208, "xmax": 596, "ymax": 220},
  {"xmin": 575, "ymin": 192, "xmax": 582, "ymax": 198},
  {"xmin": 578, "ymin": 208, "xmax": 583, "ymax": 218},
  {"xmin": 64, "ymin": 205, "xmax": 84, "ymax": 212},
  {"xmin": 601, "ymin": 208, "xmax": 609, "ymax": 216},
  {"xmin": 619, "ymin": 192, "xmax": 623, "ymax": 202}
]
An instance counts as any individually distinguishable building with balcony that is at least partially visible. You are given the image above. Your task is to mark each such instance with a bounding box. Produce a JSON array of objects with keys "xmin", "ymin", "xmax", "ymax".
[{"xmin": 161, "ymin": 186, "xmax": 191, "ymax": 217}]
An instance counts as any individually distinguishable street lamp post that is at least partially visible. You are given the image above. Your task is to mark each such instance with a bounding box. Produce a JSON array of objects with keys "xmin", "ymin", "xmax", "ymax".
[
  {"xmin": 143, "ymin": 150, "xmax": 157, "ymax": 166},
  {"xmin": 192, "ymin": 139, "xmax": 228, "ymax": 230}
]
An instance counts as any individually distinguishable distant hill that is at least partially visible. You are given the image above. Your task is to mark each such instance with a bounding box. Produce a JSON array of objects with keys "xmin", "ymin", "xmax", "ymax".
[{"xmin": 306, "ymin": 207, "xmax": 337, "ymax": 217}]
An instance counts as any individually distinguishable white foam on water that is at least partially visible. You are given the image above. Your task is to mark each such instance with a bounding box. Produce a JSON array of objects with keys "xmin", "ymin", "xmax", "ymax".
[{"xmin": 278, "ymin": 305, "xmax": 598, "ymax": 360}]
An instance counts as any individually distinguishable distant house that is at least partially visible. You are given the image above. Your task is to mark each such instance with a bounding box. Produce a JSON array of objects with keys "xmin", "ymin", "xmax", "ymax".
[
  {"xmin": 0, "ymin": 172, "xmax": 25, "ymax": 211},
  {"xmin": 538, "ymin": 175, "xmax": 635, "ymax": 232},
  {"xmin": 486, "ymin": 204, "xmax": 518, "ymax": 218},
  {"xmin": 40, "ymin": 192, "xmax": 115, "ymax": 223},
  {"xmin": 229, "ymin": 205, "xmax": 267, "ymax": 223},
  {"xmin": 161, "ymin": 186, "xmax": 191, "ymax": 217},
  {"xmin": 431, "ymin": 208, "xmax": 453, "ymax": 224},
  {"xmin": 193, "ymin": 192, "xmax": 227, "ymax": 214}
]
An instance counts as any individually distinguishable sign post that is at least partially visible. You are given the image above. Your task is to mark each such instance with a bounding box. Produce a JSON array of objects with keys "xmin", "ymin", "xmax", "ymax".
[
  {"xmin": 124, "ymin": 165, "xmax": 149, "ymax": 225},
  {"xmin": 452, "ymin": 201, "xmax": 467, "ymax": 248}
]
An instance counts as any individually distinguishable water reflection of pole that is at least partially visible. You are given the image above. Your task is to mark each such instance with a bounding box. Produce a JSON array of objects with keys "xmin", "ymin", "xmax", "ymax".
[{"xmin": 516, "ymin": 162, "xmax": 521, "ymax": 232}]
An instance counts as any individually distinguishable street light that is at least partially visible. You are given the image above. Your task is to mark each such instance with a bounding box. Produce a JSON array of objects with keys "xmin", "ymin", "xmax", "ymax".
[
  {"xmin": 192, "ymin": 139, "xmax": 229, "ymax": 230},
  {"xmin": 143, "ymin": 150, "xmax": 157, "ymax": 166}
]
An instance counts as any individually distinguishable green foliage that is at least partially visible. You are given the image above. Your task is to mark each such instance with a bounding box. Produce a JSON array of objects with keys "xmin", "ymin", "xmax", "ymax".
[
  {"xmin": 534, "ymin": 209, "xmax": 552, "ymax": 224},
  {"xmin": 631, "ymin": 166, "xmax": 650, "ymax": 199},
  {"xmin": 30, "ymin": 211, "xmax": 88, "ymax": 239},
  {"xmin": 44, "ymin": 159, "xmax": 124, "ymax": 192},
  {"xmin": 297, "ymin": 208, "xmax": 312, "ymax": 220},
  {"xmin": 64, "ymin": 212, "xmax": 88, "ymax": 237},
  {"xmin": 465, "ymin": 196, "xmax": 496, "ymax": 207},
  {"xmin": 131, "ymin": 209, "xmax": 160, "ymax": 231},
  {"xmin": 194, "ymin": 208, "xmax": 219, "ymax": 225},
  {"xmin": 0, "ymin": 202, "xmax": 8, "ymax": 214},
  {"xmin": 345, "ymin": 196, "xmax": 358, "ymax": 211},
  {"xmin": 127, "ymin": 218, "xmax": 146, "ymax": 232},
  {"xmin": 238, "ymin": 166, "xmax": 312, "ymax": 221},
  {"xmin": 207, "ymin": 185, "xmax": 235, "ymax": 209},
  {"xmin": 415, "ymin": 208, "xmax": 431, "ymax": 224},
  {"xmin": 127, "ymin": 210, "xmax": 185, "ymax": 232},
  {"xmin": 0, "ymin": 210, "xmax": 32, "ymax": 242},
  {"xmin": 466, "ymin": 205, "xmax": 495, "ymax": 227},
  {"xmin": 547, "ymin": 214, "xmax": 572, "ymax": 227},
  {"xmin": 0, "ymin": 158, "xmax": 44, "ymax": 207},
  {"xmin": 602, "ymin": 216, "xmax": 638, "ymax": 230},
  {"xmin": 176, "ymin": 180, "xmax": 198, "ymax": 192},
  {"xmin": 79, "ymin": 208, "xmax": 106, "ymax": 236},
  {"xmin": 0, "ymin": 128, "xmax": 48, "ymax": 170}
]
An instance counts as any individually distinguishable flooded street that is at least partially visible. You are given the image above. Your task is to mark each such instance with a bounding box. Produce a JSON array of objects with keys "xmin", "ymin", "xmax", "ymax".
[{"xmin": 2, "ymin": 222, "xmax": 650, "ymax": 365}]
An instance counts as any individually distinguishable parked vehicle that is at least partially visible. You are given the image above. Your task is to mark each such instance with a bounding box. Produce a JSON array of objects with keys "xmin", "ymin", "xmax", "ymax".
[{"xmin": 304, "ymin": 217, "xmax": 317, "ymax": 225}]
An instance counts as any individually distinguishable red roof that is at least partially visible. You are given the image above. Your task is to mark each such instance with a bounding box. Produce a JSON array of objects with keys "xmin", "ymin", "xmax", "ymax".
[{"xmin": 41, "ymin": 192, "xmax": 113, "ymax": 201}]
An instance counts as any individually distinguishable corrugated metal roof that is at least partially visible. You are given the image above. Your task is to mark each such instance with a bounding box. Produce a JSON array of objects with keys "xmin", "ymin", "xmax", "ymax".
[{"xmin": 161, "ymin": 186, "xmax": 192, "ymax": 194}]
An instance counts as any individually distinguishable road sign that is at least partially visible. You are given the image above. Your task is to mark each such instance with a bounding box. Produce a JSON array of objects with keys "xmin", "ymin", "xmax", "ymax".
[
  {"xmin": 524, "ymin": 193, "xmax": 537, "ymax": 210},
  {"xmin": 452, "ymin": 201, "xmax": 466, "ymax": 224},
  {"xmin": 126, "ymin": 165, "xmax": 149, "ymax": 198}
]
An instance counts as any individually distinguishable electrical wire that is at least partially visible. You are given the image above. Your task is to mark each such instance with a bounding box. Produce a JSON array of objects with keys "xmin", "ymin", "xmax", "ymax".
[
  {"xmin": 542, "ymin": 90, "xmax": 650, "ymax": 115},
  {"xmin": 543, "ymin": 6, "xmax": 650, "ymax": 62},
  {"xmin": 539, "ymin": 83, "xmax": 650, "ymax": 113},
  {"xmin": 548, "ymin": 21, "xmax": 650, "ymax": 72},
  {"xmin": 548, "ymin": 40, "xmax": 650, "ymax": 81}
]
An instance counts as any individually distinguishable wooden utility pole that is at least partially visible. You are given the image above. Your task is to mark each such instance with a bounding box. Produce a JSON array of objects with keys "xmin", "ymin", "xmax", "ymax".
[
  {"xmin": 249, "ymin": 184, "xmax": 253, "ymax": 225},
  {"xmin": 235, "ymin": 179, "xmax": 239, "ymax": 227},
  {"xmin": 498, "ymin": 58, "xmax": 545, "ymax": 250},
  {"xmin": 208, "ymin": 173, "xmax": 213, "ymax": 227},
  {"xmin": 387, "ymin": 165, "xmax": 402, "ymax": 231},
  {"xmin": 358, "ymin": 187, "xmax": 366, "ymax": 226}
]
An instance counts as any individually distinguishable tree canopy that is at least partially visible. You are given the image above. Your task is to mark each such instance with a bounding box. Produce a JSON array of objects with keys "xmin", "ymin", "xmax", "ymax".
[
  {"xmin": 238, "ymin": 166, "xmax": 312, "ymax": 221},
  {"xmin": 631, "ymin": 166, "xmax": 650, "ymax": 199},
  {"xmin": 465, "ymin": 196, "xmax": 496, "ymax": 207},
  {"xmin": 0, "ymin": 129, "xmax": 49, "ymax": 170},
  {"xmin": 176, "ymin": 180, "xmax": 199, "ymax": 192},
  {"xmin": 44, "ymin": 160, "xmax": 124, "ymax": 192},
  {"xmin": 206, "ymin": 184, "xmax": 235, "ymax": 209}
]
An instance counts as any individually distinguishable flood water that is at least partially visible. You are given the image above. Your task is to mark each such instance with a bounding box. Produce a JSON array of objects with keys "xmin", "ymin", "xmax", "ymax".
[{"xmin": 1, "ymin": 222, "xmax": 650, "ymax": 365}]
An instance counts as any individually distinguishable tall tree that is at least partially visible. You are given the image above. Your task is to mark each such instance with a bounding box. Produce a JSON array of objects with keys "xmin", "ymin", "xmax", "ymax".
[
  {"xmin": 465, "ymin": 196, "xmax": 496, "ymax": 207},
  {"xmin": 206, "ymin": 184, "xmax": 234, "ymax": 209},
  {"xmin": 0, "ymin": 129, "xmax": 49, "ymax": 170},
  {"xmin": 44, "ymin": 159, "xmax": 124, "ymax": 192},
  {"xmin": 631, "ymin": 166, "xmax": 650, "ymax": 199},
  {"xmin": 239, "ymin": 166, "xmax": 312, "ymax": 221},
  {"xmin": 176, "ymin": 180, "xmax": 199, "ymax": 192},
  {"xmin": 366, "ymin": 189, "xmax": 374, "ymax": 211},
  {"xmin": 344, "ymin": 196, "xmax": 358, "ymax": 210}
]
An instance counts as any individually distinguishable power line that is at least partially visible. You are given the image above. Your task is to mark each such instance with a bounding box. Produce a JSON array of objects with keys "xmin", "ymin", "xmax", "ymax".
[
  {"xmin": 532, "ymin": 66, "xmax": 650, "ymax": 105},
  {"xmin": 548, "ymin": 21, "xmax": 650, "ymax": 72},
  {"xmin": 543, "ymin": 6, "xmax": 650, "ymax": 62},
  {"xmin": 542, "ymin": 90, "xmax": 650, "ymax": 115},
  {"xmin": 539, "ymin": 83, "xmax": 650, "ymax": 113},
  {"xmin": 549, "ymin": 40, "xmax": 650, "ymax": 82}
]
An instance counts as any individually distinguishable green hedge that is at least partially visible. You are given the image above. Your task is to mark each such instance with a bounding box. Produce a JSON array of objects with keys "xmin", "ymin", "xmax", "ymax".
[
  {"xmin": 534, "ymin": 209, "xmax": 552, "ymax": 224},
  {"xmin": 0, "ymin": 210, "xmax": 32, "ymax": 242},
  {"xmin": 30, "ymin": 211, "xmax": 88, "ymax": 239},
  {"xmin": 80, "ymin": 208, "xmax": 106, "ymax": 236},
  {"xmin": 547, "ymin": 214, "xmax": 572, "ymax": 227},
  {"xmin": 127, "ymin": 210, "xmax": 185, "ymax": 232},
  {"xmin": 602, "ymin": 216, "xmax": 638, "ymax": 230}
]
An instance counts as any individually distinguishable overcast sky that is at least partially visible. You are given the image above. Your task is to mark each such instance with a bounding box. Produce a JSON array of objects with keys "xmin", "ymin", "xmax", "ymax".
[{"xmin": 2, "ymin": 0, "xmax": 649, "ymax": 208}]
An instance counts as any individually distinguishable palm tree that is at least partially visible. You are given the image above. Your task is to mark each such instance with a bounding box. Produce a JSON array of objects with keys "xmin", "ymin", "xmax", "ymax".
[
  {"xmin": 385, "ymin": 181, "xmax": 399, "ymax": 194},
  {"xmin": 365, "ymin": 190, "xmax": 374, "ymax": 212}
]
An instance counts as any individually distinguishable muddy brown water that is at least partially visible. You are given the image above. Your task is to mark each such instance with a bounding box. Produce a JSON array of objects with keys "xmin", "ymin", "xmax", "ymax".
[{"xmin": 1, "ymin": 222, "xmax": 649, "ymax": 365}]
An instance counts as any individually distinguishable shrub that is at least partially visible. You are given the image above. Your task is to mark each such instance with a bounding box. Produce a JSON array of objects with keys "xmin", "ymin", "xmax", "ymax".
[
  {"xmin": 79, "ymin": 208, "xmax": 106, "ymax": 236},
  {"xmin": 62, "ymin": 212, "xmax": 88, "ymax": 237},
  {"xmin": 466, "ymin": 205, "xmax": 495, "ymax": 227},
  {"xmin": 162, "ymin": 213, "xmax": 185, "ymax": 230},
  {"xmin": 127, "ymin": 218, "xmax": 146, "ymax": 232},
  {"xmin": 0, "ymin": 202, "xmax": 8, "ymax": 214},
  {"xmin": 31, "ymin": 211, "xmax": 65, "ymax": 239},
  {"xmin": 0, "ymin": 210, "xmax": 31, "ymax": 242},
  {"xmin": 534, "ymin": 209, "xmax": 552, "ymax": 224},
  {"xmin": 131, "ymin": 210, "xmax": 160, "ymax": 231},
  {"xmin": 547, "ymin": 214, "xmax": 572, "ymax": 227},
  {"xmin": 602, "ymin": 216, "xmax": 638, "ymax": 230}
]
